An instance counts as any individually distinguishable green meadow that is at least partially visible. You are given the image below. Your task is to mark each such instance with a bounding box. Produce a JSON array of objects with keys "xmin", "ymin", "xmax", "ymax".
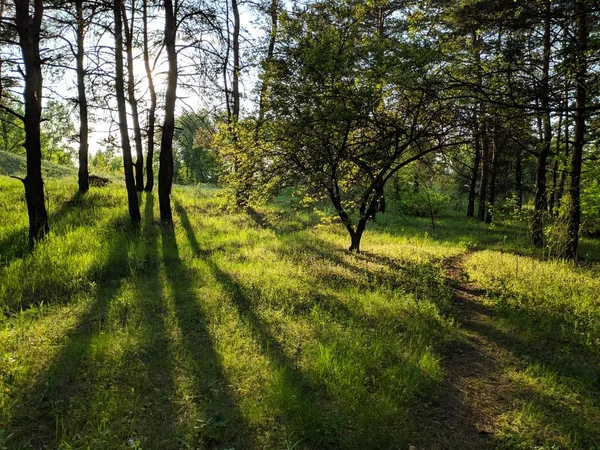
[{"xmin": 1, "ymin": 170, "xmax": 599, "ymax": 449}]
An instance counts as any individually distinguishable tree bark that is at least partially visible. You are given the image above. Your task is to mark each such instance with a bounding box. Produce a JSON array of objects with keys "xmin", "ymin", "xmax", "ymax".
[
  {"xmin": 532, "ymin": 0, "xmax": 552, "ymax": 247},
  {"xmin": 75, "ymin": 0, "xmax": 89, "ymax": 194},
  {"xmin": 549, "ymin": 109, "xmax": 563, "ymax": 215},
  {"xmin": 15, "ymin": 0, "xmax": 49, "ymax": 244},
  {"xmin": 158, "ymin": 0, "xmax": 177, "ymax": 223},
  {"xmin": 142, "ymin": 0, "xmax": 156, "ymax": 192},
  {"xmin": 256, "ymin": 0, "xmax": 278, "ymax": 129},
  {"xmin": 349, "ymin": 219, "xmax": 367, "ymax": 253},
  {"xmin": 566, "ymin": 0, "xmax": 587, "ymax": 260},
  {"xmin": 122, "ymin": 0, "xmax": 144, "ymax": 191},
  {"xmin": 114, "ymin": 0, "xmax": 140, "ymax": 223},
  {"xmin": 556, "ymin": 82, "xmax": 570, "ymax": 212},
  {"xmin": 232, "ymin": 0, "xmax": 240, "ymax": 121},
  {"xmin": 515, "ymin": 146, "xmax": 523, "ymax": 209},
  {"xmin": 467, "ymin": 126, "xmax": 481, "ymax": 217},
  {"xmin": 477, "ymin": 122, "xmax": 489, "ymax": 222},
  {"xmin": 485, "ymin": 126, "xmax": 498, "ymax": 224},
  {"xmin": 376, "ymin": 184, "xmax": 385, "ymax": 213}
]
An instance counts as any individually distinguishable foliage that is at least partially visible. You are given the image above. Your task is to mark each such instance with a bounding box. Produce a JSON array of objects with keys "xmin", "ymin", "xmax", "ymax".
[
  {"xmin": 89, "ymin": 135, "xmax": 124, "ymax": 175},
  {"xmin": 0, "ymin": 106, "xmax": 25, "ymax": 155},
  {"xmin": 0, "ymin": 100, "xmax": 76, "ymax": 165},
  {"xmin": 40, "ymin": 101, "xmax": 77, "ymax": 165},
  {"xmin": 261, "ymin": 0, "xmax": 461, "ymax": 250},
  {"xmin": 173, "ymin": 111, "xmax": 218, "ymax": 184},
  {"xmin": 213, "ymin": 118, "xmax": 269, "ymax": 205}
]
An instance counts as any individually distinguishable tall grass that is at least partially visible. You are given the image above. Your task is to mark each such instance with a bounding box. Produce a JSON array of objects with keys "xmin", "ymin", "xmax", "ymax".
[
  {"xmin": 0, "ymin": 176, "xmax": 459, "ymax": 449},
  {"xmin": 1, "ymin": 172, "xmax": 599, "ymax": 449}
]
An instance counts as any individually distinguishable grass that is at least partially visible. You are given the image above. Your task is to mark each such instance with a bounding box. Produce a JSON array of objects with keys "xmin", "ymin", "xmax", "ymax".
[
  {"xmin": 0, "ymin": 173, "xmax": 599, "ymax": 449},
  {"xmin": 466, "ymin": 252, "xmax": 600, "ymax": 449},
  {"xmin": 0, "ymin": 150, "xmax": 76, "ymax": 179}
]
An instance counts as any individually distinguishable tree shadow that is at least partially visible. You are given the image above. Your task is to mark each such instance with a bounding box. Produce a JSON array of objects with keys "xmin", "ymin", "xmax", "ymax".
[
  {"xmin": 128, "ymin": 192, "xmax": 182, "ymax": 448},
  {"xmin": 160, "ymin": 220, "xmax": 254, "ymax": 449},
  {"xmin": 3, "ymin": 215, "xmax": 139, "ymax": 448},
  {"xmin": 474, "ymin": 314, "xmax": 600, "ymax": 448},
  {"xmin": 245, "ymin": 204, "xmax": 321, "ymax": 233},
  {"xmin": 174, "ymin": 198, "xmax": 437, "ymax": 449}
]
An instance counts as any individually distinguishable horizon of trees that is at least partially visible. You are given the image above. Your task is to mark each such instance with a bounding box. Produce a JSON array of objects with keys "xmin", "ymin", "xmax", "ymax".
[{"xmin": 0, "ymin": 0, "xmax": 598, "ymax": 258}]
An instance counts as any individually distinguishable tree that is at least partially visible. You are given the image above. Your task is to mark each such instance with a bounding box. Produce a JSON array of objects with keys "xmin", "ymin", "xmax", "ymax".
[
  {"xmin": 9, "ymin": 0, "xmax": 50, "ymax": 244},
  {"xmin": 158, "ymin": 0, "xmax": 177, "ymax": 223},
  {"xmin": 75, "ymin": 0, "xmax": 91, "ymax": 193},
  {"xmin": 114, "ymin": 0, "xmax": 141, "ymax": 223},
  {"xmin": 565, "ymin": 0, "xmax": 589, "ymax": 259},
  {"xmin": 173, "ymin": 111, "xmax": 217, "ymax": 184},
  {"xmin": 262, "ymin": 0, "xmax": 463, "ymax": 252},
  {"xmin": 41, "ymin": 100, "xmax": 76, "ymax": 165},
  {"xmin": 142, "ymin": 0, "xmax": 157, "ymax": 192},
  {"xmin": 121, "ymin": 0, "xmax": 144, "ymax": 191}
]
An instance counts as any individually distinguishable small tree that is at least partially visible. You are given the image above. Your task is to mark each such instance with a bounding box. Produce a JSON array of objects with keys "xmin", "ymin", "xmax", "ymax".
[{"xmin": 262, "ymin": 0, "xmax": 462, "ymax": 252}]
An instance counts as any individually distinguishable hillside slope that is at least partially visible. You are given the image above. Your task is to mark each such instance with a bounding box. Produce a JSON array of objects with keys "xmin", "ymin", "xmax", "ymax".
[{"xmin": 0, "ymin": 150, "xmax": 77, "ymax": 179}]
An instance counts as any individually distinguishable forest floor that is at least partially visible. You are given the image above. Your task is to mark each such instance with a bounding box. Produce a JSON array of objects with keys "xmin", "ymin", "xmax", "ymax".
[{"xmin": 1, "ymin": 169, "xmax": 600, "ymax": 449}]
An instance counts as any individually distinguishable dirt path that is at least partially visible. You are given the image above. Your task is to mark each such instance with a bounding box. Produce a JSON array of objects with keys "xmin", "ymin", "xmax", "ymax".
[{"xmin": 414, "ymin": 252, "xmax": 518, "ymax": 450}]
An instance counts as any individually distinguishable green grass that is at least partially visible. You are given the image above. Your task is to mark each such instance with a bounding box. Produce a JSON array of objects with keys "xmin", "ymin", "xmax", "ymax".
[
  {"xmin": 466, "ymin": 252, "xmax": 600, "ymax": 449},
  {"xmin": 0, "ymin": 177, "xmax": 461, "ymax": 449},
  {"xmin": 0, "ymin": 174, "xmax": 599, "ymax": 449},
  {"xmin": 0, "ymin": 150, "xmax": 76, "ymax": 179}
]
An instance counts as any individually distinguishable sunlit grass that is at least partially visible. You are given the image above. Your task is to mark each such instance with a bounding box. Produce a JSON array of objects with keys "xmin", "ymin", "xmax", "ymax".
[
  {"xmin": 0, "ymin": 178, "xmax": 459, "ymax": 449},
  {"xmin": 1, "ymin": 175, "xmax": 599, "ymax": 449},
  {"xmin": 466, "ymin": 250, "xmax": 600, "ymax": 449}
]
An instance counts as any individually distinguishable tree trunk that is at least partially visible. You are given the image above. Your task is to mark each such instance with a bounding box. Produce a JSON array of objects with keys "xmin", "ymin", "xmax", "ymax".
[
  {"xmin": 143, "ymin": 0, "xmax": 156, "ymax": 192},
  {"xmin": 556, "ymin": 83, "xmax": 570, "ymax": 212},
  {"xmin": 377, "ymin": 185, "xmax": 385, "ymax": 213},
  {"xmin": 566, "ymin": 0, "xmax": 587, "ymax": 260},
  {"xmin": 467, "ymin": 126, "xmax": 481, "ymax": 217},
  {"xmin": 532, "ymin": 0, "xmax": 552, "ymax": 247},
  {"xmin": 549, "ymin": 159, "xmax": 558, "ymax": 215},
  {"xmin": 232, "ymin": 0, "xmax": 240, "ymax": 121},
  {"xmin": 477, "ymin": 122, "xmax": 489, "ymax": 222},
  {"xmin": 75, "ymin": 0, "xmax": 89, "ymax": 194},
  {"xmin": 549, "ymin": 108, "xmax": 563, "ymax": 216},
  {"xmin": 230, "ymin": 0, "xmax": 247, "ymax": 208},
  {"xmin": 15, "ymin": 0, "xmax": 49, "ymax": 244},
  {"xmin": 114, "ymin": 0, "xmax": 140, "ymax": 223},
  {"xmin": 158, "ymin": 0, "xmax": 177, "ymax": 223},
  {"xmin": 485, "ymin": 127, "xmax": 498, "ymax": 224},
  {"xmin": 349, "ymin": 220, "xmax": 366, "ymax": 253},
  {"xmin": 121, "ymin": 1, "xmax": 144, "ymax": 191},
  {"xmin": 515, "ymin": 146, "xmax": 523, "ymax": 209}
]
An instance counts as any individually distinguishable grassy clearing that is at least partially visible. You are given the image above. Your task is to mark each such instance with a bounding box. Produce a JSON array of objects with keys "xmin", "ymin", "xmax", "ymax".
[
  {"xmin": 0, "ymin": 177, "xmax": 461, "ymax": 449},
  {"xmin": 0, "ymin": 174, "xmax": 599, "ymax": 449}
]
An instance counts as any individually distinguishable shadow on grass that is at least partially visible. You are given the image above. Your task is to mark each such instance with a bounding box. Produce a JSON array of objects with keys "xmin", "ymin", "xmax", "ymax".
[
  {"xmin": 128, "ymin": 193, "xmax": 182, "ymax": 448},
  {"xmin": 470, "ymin": 308, "xmax": 600, "ymax": 447},
  {"xmin": 0, "ymin": 190, "xmax": 86, "ymax": 266},
  {"xmin": 174, "ymin": 199, "xmax": 443, "ymax": 449},
  {"xmin": 3, "ymin": 215, "xmax": 143, "ymax": 448},
  {"xmin": 175, "ymin": 200, "xmax": 337, "ymax": 447},
  {"xmin": 160, "ymin": 213, "xmax": 254, "ymax": 448}
]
